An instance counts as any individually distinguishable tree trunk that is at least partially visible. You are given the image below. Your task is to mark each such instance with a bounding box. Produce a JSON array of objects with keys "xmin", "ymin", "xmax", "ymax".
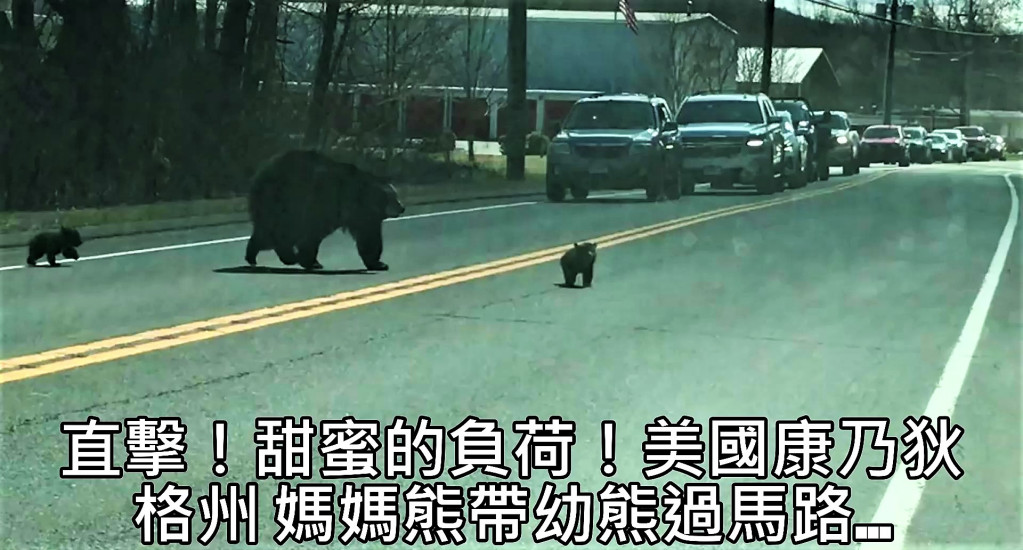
[
  {"xmin": 219, "ymin": 0, "xmax": 250, "ymax": 91},
  {"xmin": 243, "ymin": 0, "xmax": 280, "ymax": 96},
  {"xmin": 303, "ymin": 0, "xmax": 342, "ymax": 148},
  {"xmin": 203, "ymin": 0, "xmax": 218, "ymax": 53}
]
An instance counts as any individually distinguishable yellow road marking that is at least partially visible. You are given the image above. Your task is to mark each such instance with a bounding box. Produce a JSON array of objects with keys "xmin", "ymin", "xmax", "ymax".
[{"xmin": 0, "ymin": 173, "xmax": 888, "ymax": 385}]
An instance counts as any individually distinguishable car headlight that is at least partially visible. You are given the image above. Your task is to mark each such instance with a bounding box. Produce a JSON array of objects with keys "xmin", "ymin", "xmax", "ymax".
[
  {"xmin": 746, "ymin": 138, "xmax": 765, "ymax": 147},
  {"xmin": 549, "ymin": 142, "xmax": 570, "ymax": 156},
  {"xmin": 836, "ymin": 136, "xmax": 848, "ymax": 145}
]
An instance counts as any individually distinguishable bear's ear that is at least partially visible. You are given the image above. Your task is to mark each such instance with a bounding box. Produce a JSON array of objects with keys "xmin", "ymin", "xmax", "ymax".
[{"xmin": 573, "ymin": 242, "xmax": 580, "ymax": 248}]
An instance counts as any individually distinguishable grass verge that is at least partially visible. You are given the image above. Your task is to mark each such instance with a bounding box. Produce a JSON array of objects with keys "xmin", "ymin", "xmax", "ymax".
[{"xmin": 0, "ymin": 154, "xmax": 547, "ymax": 235}]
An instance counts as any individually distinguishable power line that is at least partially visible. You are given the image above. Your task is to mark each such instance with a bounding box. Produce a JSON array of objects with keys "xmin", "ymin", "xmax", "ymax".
[{"xmin": 801, "ymin": 0, "xmax": 1021, "ymax": 38}]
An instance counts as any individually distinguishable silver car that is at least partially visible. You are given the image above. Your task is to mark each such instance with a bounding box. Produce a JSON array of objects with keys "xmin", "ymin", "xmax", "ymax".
[
  {"xmin": 926, "ymin": 133, "xmax": 953, "ymax": 163},
  {"xmin": 932, "ymin": 129, "xmax": 968, "ymax": 163}
]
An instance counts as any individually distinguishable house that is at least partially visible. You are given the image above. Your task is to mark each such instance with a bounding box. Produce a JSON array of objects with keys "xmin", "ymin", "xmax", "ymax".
[
  {"xmin": 735, "ymin": 47, "xmax": 842, "ymax": 108},
  {"xmin": 309, "ymin": 8, "xmax": 739, "ymax": 141}
]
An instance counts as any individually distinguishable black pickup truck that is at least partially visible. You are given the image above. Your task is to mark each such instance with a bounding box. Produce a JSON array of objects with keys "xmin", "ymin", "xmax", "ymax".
[{"xmin": 670, "ymin": 93, "xmax": 788, "ymax": 195}]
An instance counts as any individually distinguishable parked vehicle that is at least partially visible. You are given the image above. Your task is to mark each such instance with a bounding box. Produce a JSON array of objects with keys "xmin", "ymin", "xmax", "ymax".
[
  {"xmin": 671, "ymin": 92, "xmax": 788, "ymax": 195},
  {"xmin": 932, "ymin": 129, "xmax": 968, "ymax": 162},
  {"xmin": 926, "ymin": 133, "xmax": 954, "ymax": 163},
  {"xmin": 954, "ymin": 125, "xmax": 991, "ymax": 160},
  {"xmin": 859, "ymin": 125, "xmax": 911, "ymax": 167},
  {"xmin": 902, "ymin": 126, "xmax": 932, "ymax": 164},
  {"xmin": 772, "ymin": 97, "xmax": 824, "ymax": 182},
  {"xmin": 812, "ymin": 110, "xmax": 861, "ymax": 176},
  {"xmin": 776, "ymin": 111, "xmax": 810, "ymax": 188},
  {"xmin": 987, "ymin": 134, "xmax": 1007, "ymax": 161},
  {"xmin": 545, "ymin": 93, "xmax": 679, "ymax": 202}
]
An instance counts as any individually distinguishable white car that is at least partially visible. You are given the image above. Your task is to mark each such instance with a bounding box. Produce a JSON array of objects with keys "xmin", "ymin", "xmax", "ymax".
[
  {"xmin": 777, "ymin": 111, "xmax": 810, "ymax": 188},
  {"xmin": 931, "ymin": 129, "xmax": 968, "ymax": 163},
  {"xmin": 926, "ymin": 133, "xmax": 953, "ymax": 163}
]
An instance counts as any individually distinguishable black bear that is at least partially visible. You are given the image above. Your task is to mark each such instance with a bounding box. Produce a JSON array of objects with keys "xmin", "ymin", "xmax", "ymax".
[
  {"xmin": 245, "ymin": 149, "xmax": 405, "ymax": 271},
  {"xmin": 560, "ymin": 242, "xmax": 597, "ymax": 288},
  {"xmin": 27, "ymin": 226, "xmax": 83, "ymax": 267}
]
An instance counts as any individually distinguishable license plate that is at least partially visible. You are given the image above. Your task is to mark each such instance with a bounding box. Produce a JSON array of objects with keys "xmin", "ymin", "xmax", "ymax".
[{"xmin": 589, "ymin": 165, "xmax": 609, "ymax": 175}]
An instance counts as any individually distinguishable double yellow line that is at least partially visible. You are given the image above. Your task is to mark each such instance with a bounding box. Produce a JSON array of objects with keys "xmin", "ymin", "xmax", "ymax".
[{"xmin": 0, "ymin": 174, "xmax": 887, "ymax": 386}]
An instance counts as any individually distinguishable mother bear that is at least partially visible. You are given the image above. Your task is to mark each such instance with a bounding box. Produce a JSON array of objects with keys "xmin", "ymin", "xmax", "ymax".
[{"xmin": 244, "ymin": 149, "xmax": 405, "ymax": 271}]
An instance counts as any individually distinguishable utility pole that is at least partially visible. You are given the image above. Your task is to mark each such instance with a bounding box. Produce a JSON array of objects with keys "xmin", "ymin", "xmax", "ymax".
[
  {"xmin": 960, "ymin": 0, "xmax": 975, "ymax": 125},
  {"xmin": 760, "ymin": 0, "xmax": 775, "ymax": 94},
  {"xmin": 505, "ymin": 0, "xmax": 527, "ymax": 181},
  {"xmin": 882, "ymin": 0, "xmax": 899, "ymax": 125}
]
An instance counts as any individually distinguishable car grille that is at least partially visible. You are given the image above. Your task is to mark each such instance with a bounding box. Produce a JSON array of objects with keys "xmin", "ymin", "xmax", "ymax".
[
  {"xmin": 572, "ymin": 144, "xmax": 630, "ymax": 159},
  {"xmin": 680, "ymin": 138, "xmax": 744, "ymax": 157}
]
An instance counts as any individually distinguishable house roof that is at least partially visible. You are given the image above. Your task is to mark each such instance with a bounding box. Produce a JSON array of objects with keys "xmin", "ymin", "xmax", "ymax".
[
  {"xmin": 736, "ymin": 47, "xmax": 830, "ymax": 85},
  {"xmin": 353, "ymin": 6, "xmax": 737, "ymax": 34}
]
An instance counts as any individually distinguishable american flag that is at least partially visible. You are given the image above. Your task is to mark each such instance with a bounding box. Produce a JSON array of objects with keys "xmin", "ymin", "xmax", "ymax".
[{"xmin": 618, "ymin": 0, "xmax": 638, "ymax": 34}]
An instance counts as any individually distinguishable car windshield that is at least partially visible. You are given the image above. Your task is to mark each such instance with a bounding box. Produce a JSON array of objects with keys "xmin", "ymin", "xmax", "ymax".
[
  {"xmin": 904, "ymin": 128, "xmax": 925, "ymax": 139},
  {"xmin": 774, "ymin": 102, "xmax": 810, "ymax": 124},
  {"xmin": 957, "ymin": 127, "xmax": 983, "ymax": 137},
  {"xmin": 562, "ymin": 101, "xmax": 654, "ymax": 130},
  {"xmin": 928, "ymin": 134, "xmax": 946, "ymax": 143},
  {"xmin": 863, "ymin": 126, "xmax": 900, "ymax": 139},
  {"xmin": 677, "ymin": 100, "xmax": 764, "ymax": 124},
  {"xmin": 936, "ymin": 130, "xmax": 960, "ymax": 140}
]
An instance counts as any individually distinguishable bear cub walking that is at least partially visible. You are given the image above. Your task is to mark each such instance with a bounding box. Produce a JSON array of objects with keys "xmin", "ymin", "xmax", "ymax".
[
  {"xmin": 560, "ymin": 242, "xmax": 597, "ymax": 288},
  {"xmin": 27, "ymin": 226, "xmax": 83, "ymax": 267}
]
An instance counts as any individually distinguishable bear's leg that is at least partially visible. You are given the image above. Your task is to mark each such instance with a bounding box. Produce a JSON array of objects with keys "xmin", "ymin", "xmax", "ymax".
[
  {"xmin": 62, "ymin": 246, "xmax": 79, "ymax": 261},
  {"xmin": 26, "ymin": 243, "xmax": 43, "ymax": 266},
  {"xmin": 354, "ymin": 223, "xmax": 388, "ymax": 271},
  {"xmin": 582, "ymin": 265, "xmax": 594, "ymax": 288},
  {"xmin": 274, "ymin": 244, "xmax": 299, "ymax": 266},
  {"xmin": 46, "ymin": 251, "xmax": 59, "ymax": 267},
  {"xmin": 297, "ymin": 238, "xmax": 324, "ymax": 271},
  {"xmin": 245, "ymin": 230, "xmax": 271, "ymax": 266},
  {"xmin": 562, "ymin": 265, "xmax": 576, "ymax": 287}
]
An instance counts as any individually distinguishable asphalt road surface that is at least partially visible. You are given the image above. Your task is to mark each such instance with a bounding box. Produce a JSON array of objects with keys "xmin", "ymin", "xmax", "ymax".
[{"xmin": 1, "ymin": 162, "xmax": 1020, "ymax": 550}]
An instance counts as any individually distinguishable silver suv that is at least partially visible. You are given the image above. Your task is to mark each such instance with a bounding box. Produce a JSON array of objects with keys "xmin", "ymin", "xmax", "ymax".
[
  {"xmin": 546, "ymin": 93, "xmax": 680, "ymax": 202},
  {"xmin": 670, "ymin": 93, "xmax": 788, "ymax": 195}
]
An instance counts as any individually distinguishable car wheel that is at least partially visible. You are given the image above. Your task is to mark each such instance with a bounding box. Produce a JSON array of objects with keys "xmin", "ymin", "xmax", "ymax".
[
  {"xmin": 570, "ymin": 185, "xmax": 589, "ymax": 200},
  {"xmin": 546, "ymin": 181, "xmax": 566, "ymax": 202},
  {"xmin": 756, "ymin": 174, "xmax": 777, "ymax": 195}
]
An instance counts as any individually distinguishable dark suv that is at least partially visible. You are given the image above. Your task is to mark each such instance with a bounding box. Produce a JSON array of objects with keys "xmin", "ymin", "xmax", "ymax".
[
  {"xmin": 670, "ymin": 93, "xmax": 788, "ymax": 195},
  {"xmin": 773, "ymin": 97, "xmax": 826, "ymax": 182},
  {"xmin": 546, "ymin": 93, "xmax": 679, "ymax": 202},
  {"xmin": 954, "ymin": 125, "xmax": 991, "ymax": 160},
  {"xmin": 902, "ymin": 126, "xmax": 932, "ymax": 163}
]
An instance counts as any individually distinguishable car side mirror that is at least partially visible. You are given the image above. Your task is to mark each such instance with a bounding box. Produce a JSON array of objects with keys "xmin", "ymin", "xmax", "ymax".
[
  {"xmin": 662, "ymin": 121, "xmax": 678, "ymax": 133},
  {"xmin": 768, "ymin": 115, "xmax": 783, "ymax": 125}
]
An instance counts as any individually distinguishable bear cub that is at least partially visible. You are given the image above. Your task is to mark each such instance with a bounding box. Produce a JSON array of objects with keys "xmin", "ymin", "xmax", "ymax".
[
  {"xmin": 560, "ymin": 242, "xmax": 597, "ymax": 288},
  {"xmin": 27, "ymin": 226, "xmax": 83, "ymax": 267}
]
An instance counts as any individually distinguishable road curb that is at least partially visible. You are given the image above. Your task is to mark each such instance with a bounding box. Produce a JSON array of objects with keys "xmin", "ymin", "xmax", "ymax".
[{"xmin": 0, "ymin": 187, "xmax": 546, "ymax": 249}]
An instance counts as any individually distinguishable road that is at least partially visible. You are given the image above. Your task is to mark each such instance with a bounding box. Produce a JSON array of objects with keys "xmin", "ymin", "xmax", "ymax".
[{"xmin": 0, "ymin": 162, "xmax": 1020, "ymax": 550}]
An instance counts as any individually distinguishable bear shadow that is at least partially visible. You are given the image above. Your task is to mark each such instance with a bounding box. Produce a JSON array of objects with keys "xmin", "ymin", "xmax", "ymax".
[
  {"xmin": 28, "ymin": 263, "xmax": 72, "ymax": 268},
  {"xmin": 554, "ymin": 283, "xmax": 589, "ymax": 290},
  {"xmin": 214, "ymin": 266, "xmax": 375, "ymax": 276}
]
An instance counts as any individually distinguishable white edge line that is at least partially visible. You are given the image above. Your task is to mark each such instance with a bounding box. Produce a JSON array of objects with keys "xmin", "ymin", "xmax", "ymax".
[
  {"xmin": 0, "ymin": 191, "xmax": 647, "ymax": 272},
  {"xmin": 865, "ymin": 173, "xmax": 1020, "ymax": 549}
]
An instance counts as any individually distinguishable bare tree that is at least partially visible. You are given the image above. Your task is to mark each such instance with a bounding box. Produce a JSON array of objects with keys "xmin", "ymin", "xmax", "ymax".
[
  {"xmin": 447, "ymin": 3, "xmax": 505, "ymax": 163},
  {"xmin": 346, "ymin": 1, "xmax": 457, "ymax": 158},
  {"xmin": 736, "ymin": 47, "xmax": 798, "ymax": 93},
  {"xmin": 638, "ymin": 15, "xmax": 739, "ymax": 113}
]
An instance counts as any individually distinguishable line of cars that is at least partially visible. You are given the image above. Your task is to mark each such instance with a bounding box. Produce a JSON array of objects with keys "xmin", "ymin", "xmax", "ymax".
[
  {"xmin": 856, "ymin": 123, "xmax": 1009, "ymax": 167},
  {"xmin": 545, "ymin": 91, "xmax": 859, "ymax": 201},
  {"xmin": 544, "ymin": 91, "xmax": 1012, "ymax": 202}
]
